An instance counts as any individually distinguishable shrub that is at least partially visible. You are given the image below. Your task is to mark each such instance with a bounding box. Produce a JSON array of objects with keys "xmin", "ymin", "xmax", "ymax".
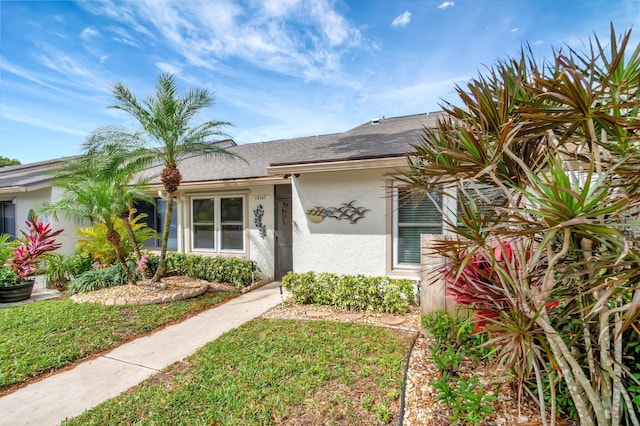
[
  {"xmin": 0, "ymin": 234, "xmax": 18, "ymax": 266},
  {"xmin": 0, "ymin": 267, "xmax": 20, "ymax": 287},
  {"xmin": 282, "ymin": 271, "xmax": 416, "ymax": 314},
  {"xmin": 424, "ymin": 311, "xmax": 498, "ymax": 425},
  {"xmin": 76, "ymin": 213, "xmax": 156, "ymax": 266},
  {"xmin": 432, "ymin": 372, "xmax": 497, "ymax": 425},
  {"xmin": 164, "ymin": 252, "xmax": 260, "ymax": 289},
  {"xmin": 9, "ymin": 216, "xmax": 62, "ymax": 279},
  {"xmin": 422, "ymin": 311, "xmax": 470, "ymax": 345},
  {"xmin": 67, "ymin": 262, "xmax": 132, "ymax": 294}
]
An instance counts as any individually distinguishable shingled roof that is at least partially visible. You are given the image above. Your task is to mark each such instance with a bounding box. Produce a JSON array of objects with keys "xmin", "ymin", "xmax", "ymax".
[
  {"xmin": 0, "ymin": 112, "xmax": 441, "ymax": 191},
  {"xmin": 0, "ymin": 157, "xmax": 79, "ymax": 193},
  {"xmin": 143, "ymin": 112, "xmax": 442, "ymax": 185}
]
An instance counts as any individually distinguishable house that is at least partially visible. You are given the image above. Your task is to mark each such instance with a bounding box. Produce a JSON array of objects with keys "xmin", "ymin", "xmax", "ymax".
[
  {"xmin": 138, "ymin": 112, "xmax": 446, "ymax": 283},
  {"xmin": 1, "ymin": 113, "xmax": 448, "ymax": 296},
  {"xmin": 0, "ymin": 158, "xmax": 81, "ymax": 250}
]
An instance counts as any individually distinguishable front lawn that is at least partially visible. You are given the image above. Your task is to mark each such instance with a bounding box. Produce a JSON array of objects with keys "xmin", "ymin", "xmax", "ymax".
[
  {"xmin": 64, "ymin": 319, "xmax": 415, "ymax": 425},
  {"xmin": 0, "ymin": 293, "xmax": 236, "ymax": 391}
]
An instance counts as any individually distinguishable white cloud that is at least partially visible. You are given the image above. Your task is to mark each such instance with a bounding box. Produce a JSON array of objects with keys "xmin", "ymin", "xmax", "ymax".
[
  {"xmin": 38, "ymin": 51, "xmax": 95, "ymax": 80},
  {"xmin": 100, "ymin": 55, "xmax": 110, "ymax": 64},
  {"xmin": 79, "ymin": 0, "xmax": 363, "ymax": 83},
  {"xmin": 511, "ymin": 27, "xmax": 519, "ymax": 33},
  {"xmin": 2, "ymin": 110, "xmax": 88, "ymax": 137},
  {"xmin": 365, "ymin": 77, "xmax": 465, "ymax": 112},
  {"xmin": 308, "ymin": 0, "xmax": 361, "ymax": 47},
  {"xmin": 532, "ymin": 39, "xmax": 544, "ymax": 45},
  {"xmin": 0, "ymin": 57, "xmax": 109, "ymax": 100},
  {"xmin": 155, "ymin": 61, "xmax": 182, "ymax": 76},
  {"xmin": 80, "ymin": 26, "xmax": 99, "ymax": 40},
  {"xmin": 109, "ymin": 26, "xmax": 141, "ymax": 47},
  {"xmin": 259, "ymin": 0, "xmax": 300, "ymax": 18},
  {"xmin": 437, "ymin": 2, "xmax": 454, "ymax": 9},
  {"xmin": 391, "ymin": 11, "xmax": 411, "ymax": 28}
]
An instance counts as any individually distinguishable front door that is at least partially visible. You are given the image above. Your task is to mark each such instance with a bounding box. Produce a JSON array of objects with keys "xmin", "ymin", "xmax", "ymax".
[{"xmin": 275, "ymin": 186, "xmax": 292, "ymax": 280}]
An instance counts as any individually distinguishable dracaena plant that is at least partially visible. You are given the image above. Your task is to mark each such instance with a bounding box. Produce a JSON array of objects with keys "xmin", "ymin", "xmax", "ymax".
[
  {"xmin": 442, "ymin": 238, "xmax": 561, "ymax": 413},
  {"xmin": 9, "ymin": 216, "xmax": 63, "ymax": 280},
  {"xmin": 403, "ymin": 24, "xmax": 640, "ymax": 426}
]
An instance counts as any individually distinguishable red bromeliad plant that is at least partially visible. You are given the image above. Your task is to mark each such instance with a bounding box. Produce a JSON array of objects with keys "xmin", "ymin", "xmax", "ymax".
[{"xmin": 9, "ymin": 217, "xmax": 63, "ymax": 280}]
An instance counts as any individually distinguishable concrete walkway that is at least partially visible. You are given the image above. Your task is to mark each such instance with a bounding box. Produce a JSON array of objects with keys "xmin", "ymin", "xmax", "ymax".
[{"xmin": 0, "ymin": 281, "xmax": 285, "ymax": 426}]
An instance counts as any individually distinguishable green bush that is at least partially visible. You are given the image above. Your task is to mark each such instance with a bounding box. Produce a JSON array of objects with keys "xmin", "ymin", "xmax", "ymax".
[
  {"xmin": 67, "ymin": 262, "xmax": 132, "ymax": 294},
  {"xmin": 282, "ymin": 271, "xmax": 416, "ymax": 314},
  {"xmin": 422, "ymin": 310, "xmax": 492, "ymax": 361},
  {"xmin": 76, "ymin": 213, "xmax": 157, "ymax": 266},
  {"xmin": 43, "ymin": 253, "xmax": 93, "ymax": 290},
  {"xmin": 164, "ymin": 252, "xmax": 260, "ymax": 289},
  {"xmin": 0, "ymin": 267, "xmax": 20, "ymax": 287},
  {"xmin": 422, "ymin": 311, "xmax": 470, "ymax": 345}
]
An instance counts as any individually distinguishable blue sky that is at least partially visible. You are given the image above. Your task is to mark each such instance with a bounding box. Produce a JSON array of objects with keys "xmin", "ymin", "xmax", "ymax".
[{"xmin": 1, "ymin": 0, "xmax": 639, "ymax": 164}]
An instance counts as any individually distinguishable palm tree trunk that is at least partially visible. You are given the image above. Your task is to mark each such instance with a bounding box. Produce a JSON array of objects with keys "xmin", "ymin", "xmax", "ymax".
[
  {"xmin": 151, "ymin": 191, "xmax": 175, "ymax": 283},
  {"xmin": 107, "ymin": 228, "xmax": 136, "ymax": 285},
  {"xmin": 121, "ymin": 209, "xmax": 142, "ymax": 263}
]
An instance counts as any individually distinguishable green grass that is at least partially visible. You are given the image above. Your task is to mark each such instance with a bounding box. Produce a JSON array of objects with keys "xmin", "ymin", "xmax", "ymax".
[
  {"xmin": 0, "ymin": 293, "xmax": 236, "ymax": 390},
  {"xmin": 64, "ymin": 319, "xmax": 414, "ymax": 426}
]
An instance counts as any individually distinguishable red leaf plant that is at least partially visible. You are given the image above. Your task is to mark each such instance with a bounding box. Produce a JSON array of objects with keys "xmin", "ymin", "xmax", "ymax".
[
  {"xmin": 8, "ymin": 218, "xmax": 63, "ymax": 280},
  {"xmin": 443, "ymin": 240, "xmax": 558, "ymax": 333}
]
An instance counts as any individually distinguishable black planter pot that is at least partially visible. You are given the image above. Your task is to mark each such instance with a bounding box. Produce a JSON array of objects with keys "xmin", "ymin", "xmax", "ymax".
[{"xmin": 0, "ymin": 279, "xmax": 35, "ymax": 303}]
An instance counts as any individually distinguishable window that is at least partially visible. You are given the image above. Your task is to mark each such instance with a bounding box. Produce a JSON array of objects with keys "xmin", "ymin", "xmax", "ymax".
[
  {"xmin": 457, "ymin": 184, "xmax": 506, "ymax": 226},
  {"xmin": 192, "ymin": 196, "xmax": 245, "ymax": 252},
  {"xmin": 136, "ymin": 199, "xmax": 177, "ymax": 251},
  {"xmin": 0, "ymin": 201, "xmax": 15, "ymax": 237},
  {"xmin": 394, "ymin": 187, "xmax": 443, "ymax": 266}
]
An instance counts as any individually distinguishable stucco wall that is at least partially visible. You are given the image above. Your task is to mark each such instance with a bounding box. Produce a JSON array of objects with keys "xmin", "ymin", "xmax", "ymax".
[
  {"xmin": 292, "ymin": 169, "xmax": 388, "ymax": 276},
  {"xmin": 5, "ymin": 187, "xmax": 80, "ymax": 255},
  {"xmin": 248, "ymin": 186, "xmax": 275, "ymax": 279}
]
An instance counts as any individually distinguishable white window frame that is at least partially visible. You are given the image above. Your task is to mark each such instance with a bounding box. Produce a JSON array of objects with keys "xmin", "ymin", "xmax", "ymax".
[
  {"xmin": 191, "ymin": 195, "xmax": 245, "ymax": 253},
  {"xmin": 392, "ymin": 184, "xmax": 443, "ymax": 269}
]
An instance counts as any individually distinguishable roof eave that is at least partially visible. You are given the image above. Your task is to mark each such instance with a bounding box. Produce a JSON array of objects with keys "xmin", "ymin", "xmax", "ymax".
[
  {"xmin": 266, "ymin": 156, "xmax": 408, "ymax": 175},
  {"xmin": 146, "ymin": 175, "xmax": 290, "ymax": 193},
  {"xmin": 0, "ymin": 181, "xmax": 51, "ymax": 194}
]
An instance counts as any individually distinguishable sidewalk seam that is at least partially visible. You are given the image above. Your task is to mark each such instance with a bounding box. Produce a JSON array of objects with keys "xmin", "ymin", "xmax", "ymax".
[{"xmin": 102, "ymin": 356, "xmax": 161, "ymax": 372}]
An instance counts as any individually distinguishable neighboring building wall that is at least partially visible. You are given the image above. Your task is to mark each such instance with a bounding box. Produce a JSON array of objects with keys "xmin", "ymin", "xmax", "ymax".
[
  {"xmin": 12, "ymin": 187, "xmax": 79, "ymax": 255},
  {"xmin": 292, "ymin": 169, "xmax": 387, "ymax": 276}
]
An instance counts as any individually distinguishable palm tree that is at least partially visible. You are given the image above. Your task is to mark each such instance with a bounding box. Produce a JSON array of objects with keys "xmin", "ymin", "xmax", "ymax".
[
  {"xmin": 43, "ymin": 178, "xmax": 139, "ymax": 284},
  {"xmin": 85, "ymin": 73, "xmax": 239, "ymax": 282},
  {"xmin": 51, "ymin": 149, "xmax": 153, "ymax": 265}
]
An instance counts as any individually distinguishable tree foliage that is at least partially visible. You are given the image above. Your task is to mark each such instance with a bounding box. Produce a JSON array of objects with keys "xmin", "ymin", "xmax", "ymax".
[
  {"xmin": 402, "ymin": 24, "xmax": 640, "ymax": 425},
  {"xmin": 83, "ymin": 73, "xmax": 241, "ymax": 282},
  {"xmin": 43, "ymin": 149, "xmax": 153, "ymax": 284},
  {"xmin": 0, "ymin": 156, "xmax": 20, "ymax": 168}
]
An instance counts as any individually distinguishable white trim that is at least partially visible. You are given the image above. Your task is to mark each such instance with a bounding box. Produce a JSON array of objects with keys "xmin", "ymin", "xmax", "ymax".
[
  {"xmin": 145, "ymin": 177, "xmax": 286, "ymax": 193},
  {"xmin": 267, "ymin": 157, "xmax": 407, "ymax": 175}
]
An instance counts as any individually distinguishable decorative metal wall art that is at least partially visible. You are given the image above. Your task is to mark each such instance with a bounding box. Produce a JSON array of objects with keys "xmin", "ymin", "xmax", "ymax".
[
  {"xmin": 306, "ymin": 200, "xmax": 369, "ymax": 224},
  {"xmin": 253, "ymin": 204, "xmax": 267, "ymax": 239}
]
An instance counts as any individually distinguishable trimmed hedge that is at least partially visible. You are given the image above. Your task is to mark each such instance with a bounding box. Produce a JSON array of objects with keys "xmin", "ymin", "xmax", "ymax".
[
  {"xmin": 165, "ymin": 253, "xmax": 260, "ymax": 289},
  {"xmin": 282, "ymin": 271, "xmax": 416, "ymax": 314}
]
